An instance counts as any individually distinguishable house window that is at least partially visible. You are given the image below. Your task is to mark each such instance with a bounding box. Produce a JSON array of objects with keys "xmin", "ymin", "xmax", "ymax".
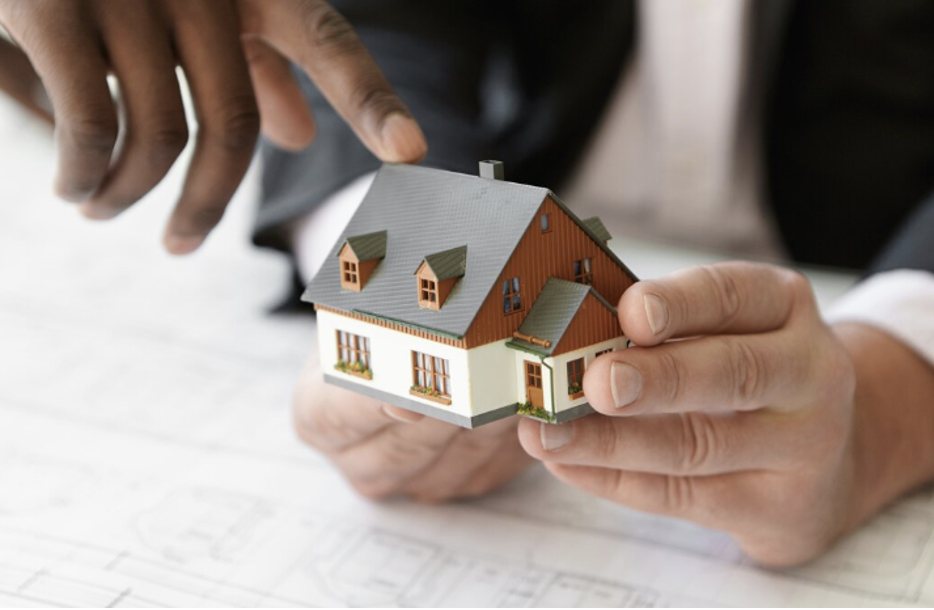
[
  {"xmin": 342, "ymin": 260, "xmax": 359, "ymax": 287},
  {"xmin": 420, "ymin": 278, "xmax": 438, "ymax": 306},
  {"xmin": 541, "ymin": 213, "xmax": 551, "ymax": 233},
  {"xmin": 573, "ymin": 258, "xmax": 593, "ymax": 285},
  {"xmin": 502, "ymin": 277, "xmax": 522, "ymax": 313},
  {"xmin": 335, "ymin": 330, "xmax": 372, "ymax": 378},
  {"xmin": 411, "ymin": 351, "xmax": 451, "ymax": 400},
  {"xmin": 567, "ymin": 357, "xmax": 585, "ymax": 398},
  {"xmin": 595, "ymin": 348, "xmax": 613, "ymax": 358}
]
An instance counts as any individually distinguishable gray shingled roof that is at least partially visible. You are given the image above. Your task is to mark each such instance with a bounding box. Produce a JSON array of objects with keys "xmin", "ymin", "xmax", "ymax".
[
  {"xmin": 506, "ymin": 278, "xmax": 617, "ymax": 356},
  {"xmin": 419, "ymin": 245, "xmax": 467, "ymax": 280},
  {"xmin": 304, "ymin": 164, "xmax": 550, "ymax": 338},
  {"xmin": 342, "ymin": 230, "xmax": 387, "ymax": 261},
  {"xmin": 303, "ymin": 164, "xmax": 636, "ymax": 339},
  {"xmin": 582, "ymin": 217, "xmax": 612, "ymax": 243}
]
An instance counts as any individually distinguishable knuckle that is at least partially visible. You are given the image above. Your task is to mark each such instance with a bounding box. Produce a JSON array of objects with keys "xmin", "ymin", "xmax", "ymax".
[
  {"xmin": 662, "ymin": 475, "xmax": 696, "ymax": 515},
  {"xmin": 148, "ymin": 123, "xmax": 189, "ymax": 161},
  {"xmin": 659, "ymin": 350, "xmax": 687, "ymax": 405},
  {"xmin": 593, "ymin": 422, "xmax": 620, "ymax": 461},
  {"xmin": 811, "ymin": 338, "xmax": 856, "ymax": 406},
  {"xmin": 727, "ymin": 340, "xmax": 765, "ymax": 406},
  {"xmin": 373, "ymin": 428, "xmax": 445, "ymax": 469},
  {"xmin": 351, "ymin": 86, "xmax": 406, "ymax": 125},
  {"xmin": 303, "ymin": 3, "xmax": 359, "ymax": 55},
  {"xmin": 677, "ymin": 414, "xmax": 719, "ymax": 474},
  {"xmin": 66, "ymin": 116, "xmax": 118, "ymax": 155},
  {"xmin": 182, "ymin": 203, "xmax": 226, "ymax": 234},
  {"xmin": 208, "ymin": 97, "xmax": 260, "ymax": 153},
  {"xmin": 701, "ymin": 265, "xmax": 742, "ymax": 328},
  {"xmin": 780, "ymin": 268, "xmax": 811, "ymax": 294},
  {"xmin": 349, "ymin": 478, "xmax": 394, "ymax": 500},
  {"xmin": 779, "ymin": 268, "xmax": 818, "ymax": 312}
]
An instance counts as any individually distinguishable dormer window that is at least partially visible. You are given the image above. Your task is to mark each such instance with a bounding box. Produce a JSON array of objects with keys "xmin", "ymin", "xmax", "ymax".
[
  {"xmin": 342, "ymin": 260, "xmax": 359, "ymax": 287},
  {"xmin": 415, "ymin": 245, "xmax": 467, "ymax": 310},
  {"xmin": 337, "ymin": 230, "xmax": 387, "ymax": 292},
  {"xmin": 541, "ymin": 213, "xmax": 551, "ymax": 233},
  {"xmin": 420, "ymin": 278, "xmax": 438, "ymax": 306}
]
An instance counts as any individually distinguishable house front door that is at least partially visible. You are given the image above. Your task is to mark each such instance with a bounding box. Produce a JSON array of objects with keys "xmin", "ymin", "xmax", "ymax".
[{"xmin": 524, "ymin": 361, "xmax": 544, "ymax": 408}]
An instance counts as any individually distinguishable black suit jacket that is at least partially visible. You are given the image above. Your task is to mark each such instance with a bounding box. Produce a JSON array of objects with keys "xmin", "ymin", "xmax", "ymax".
[{"xmin": 256, "ymin": 0, "xmax": 934, "ymax": 276}]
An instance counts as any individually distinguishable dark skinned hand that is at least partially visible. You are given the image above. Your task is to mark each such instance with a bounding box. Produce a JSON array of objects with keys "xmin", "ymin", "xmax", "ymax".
[{"xmin": 0, "ymin": 1, "xmax": 426, "ymax": 254}]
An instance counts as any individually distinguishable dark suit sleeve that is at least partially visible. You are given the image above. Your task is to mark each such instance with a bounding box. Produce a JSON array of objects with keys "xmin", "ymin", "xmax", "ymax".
[
  {"xmin": 766, "ymin": 0, "xmax": 934, "ymax": 273},
  {"xmin": 253, "ymin": 0, "xmax": 634, "ymax": 251},
  {"xmin": 868, "ymin": 190, "xmax": 934, "ymax": 275}
]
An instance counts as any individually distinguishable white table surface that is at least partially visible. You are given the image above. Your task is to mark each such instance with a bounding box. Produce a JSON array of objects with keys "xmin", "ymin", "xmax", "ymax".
[{"xmin": 4, "ymin": 96, "xmax": 933, "ymax": 608}]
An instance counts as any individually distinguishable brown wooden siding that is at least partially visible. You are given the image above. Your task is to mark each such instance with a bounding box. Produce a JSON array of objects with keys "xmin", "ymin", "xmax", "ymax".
[
  {"xmin": 357, "ymin": 259, "xmax": 379, "ymax": 290},
  {"xmin": 463, "ymin": 196, "xmax": 636, "ymax": 348},
  {"xmin": 314, "ymin": 304, "xmax": 466, "ymax": 348},
  {"xmin": 437, "ymin": 277, "xmax": 457, "ymax": 307},
  {"xmin": 553, "ymin": 293, "xmax": 624, "ymax": 356}
]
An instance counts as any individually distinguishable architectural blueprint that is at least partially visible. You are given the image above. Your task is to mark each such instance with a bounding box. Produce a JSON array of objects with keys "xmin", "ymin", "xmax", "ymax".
[{"xmin": 2, "ymin": 97, "xmax": 934, "ymax": 607}]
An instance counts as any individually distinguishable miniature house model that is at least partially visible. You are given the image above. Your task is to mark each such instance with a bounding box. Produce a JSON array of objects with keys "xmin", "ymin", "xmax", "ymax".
[{"xmin": 303, "ymin": 161, "xmax": 638, "ymax": 428}]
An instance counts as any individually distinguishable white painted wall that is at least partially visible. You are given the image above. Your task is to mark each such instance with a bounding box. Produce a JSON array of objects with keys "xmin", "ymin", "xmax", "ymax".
[
  {"xmin": 317, "ymin": 310, "xmax": 520, "ymax": 419},
  {"xmin": 317, "ymin": 309, "xmax": 629, "ymax": 420},
  {"xmin": 317, "ymin": 310, "xmax": 471, "ymax": 418},
  {"xmin": 465, "ymin": 340, "xmax": 517, "ymax": 412}
]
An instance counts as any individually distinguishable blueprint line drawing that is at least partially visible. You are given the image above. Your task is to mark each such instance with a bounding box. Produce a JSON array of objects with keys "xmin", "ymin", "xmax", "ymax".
[{"xmin": 3, "ymin": 95, "xmax": 934, "ymax": 608}]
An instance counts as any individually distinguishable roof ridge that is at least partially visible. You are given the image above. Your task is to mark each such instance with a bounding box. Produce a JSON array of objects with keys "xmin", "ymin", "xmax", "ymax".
[{"xmin": 384, "ymin": 163, "xmax": 551, "ymax": 194}]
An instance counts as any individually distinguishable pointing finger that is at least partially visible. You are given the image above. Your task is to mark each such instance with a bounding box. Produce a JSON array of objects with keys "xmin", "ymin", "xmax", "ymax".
[{"xmin": 238, "ymin": 0, "xmax": 427, "ymax": 163}]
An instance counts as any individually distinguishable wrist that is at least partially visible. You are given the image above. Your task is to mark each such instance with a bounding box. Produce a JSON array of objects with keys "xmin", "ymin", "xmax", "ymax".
[{"xmin": 833, "ymin": 322, "xmax": 934, "ymax": 528}]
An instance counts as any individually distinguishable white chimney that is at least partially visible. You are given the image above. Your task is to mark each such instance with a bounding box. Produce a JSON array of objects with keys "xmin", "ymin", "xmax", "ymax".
[{"xmin": 479, "ymin": 160, "xmax": 504, "ymax": 181}]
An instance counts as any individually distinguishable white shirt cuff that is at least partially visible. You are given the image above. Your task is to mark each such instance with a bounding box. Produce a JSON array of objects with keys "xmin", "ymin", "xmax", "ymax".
[
  {"xmin": 291, "ymin": 172, "xmax": 377, "ymax": 283},
  {"xmin": 826, "ymin": 269, "xmax": 934, "ymax": 368}
]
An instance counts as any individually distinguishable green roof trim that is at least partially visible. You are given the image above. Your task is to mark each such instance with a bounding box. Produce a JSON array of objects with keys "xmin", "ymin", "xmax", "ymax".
[
  {"xmin": 418, "ymin": 245, "xmax": 468, "ymax": 280},
  {"xmin": 582, "ymin": 217, "xmax": 612, "ymax": 243},
  {"xmin": 341, "ymin": 230, "xmax": 387, "ymax": 261},
  {"xmin": 505, "ymin": 340, "xmax": 551, "ymax": 358}
]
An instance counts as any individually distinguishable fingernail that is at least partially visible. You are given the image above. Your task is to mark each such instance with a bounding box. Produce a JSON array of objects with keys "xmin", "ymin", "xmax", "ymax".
[
  {"xmin": 379, "ymin": 113, "xmax": 427, "ymax": 163},
  {"xmin": 164, "ymin": 234, "xmax": 205, "ymax": 256},
  {"xmin": 55, "ymin": 184, "xmax": 95, "ymax": 204},
  {"xmin": 540, "ymin": 422, "xmax": 573, "ymax": 452},
  {"xmin": 382, "ymin": 404, "xmax": 423, "ymax": 423},
  {"xmin": 78, "ymin": 203, "xmax": 118, "ymax": 220},
  {"xmin": 611, "ymin": 362, "xmax": 642, "ymax": 409},
  {"xmin": 644, "ymin": 294, "xmax": 669, "ymax": 335}
]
